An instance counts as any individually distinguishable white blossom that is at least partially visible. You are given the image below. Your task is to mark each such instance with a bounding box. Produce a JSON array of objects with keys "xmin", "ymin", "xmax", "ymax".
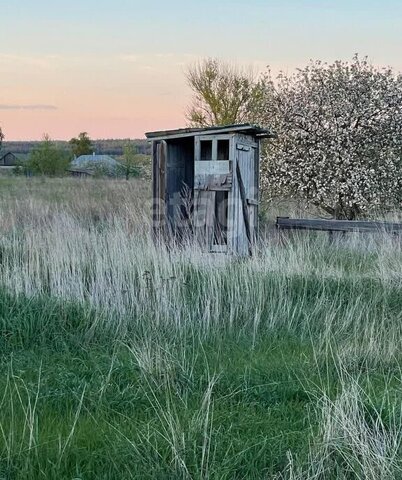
[{"xmin": 258, "ymin": 56, "xmax": 402, "ymax": 219}]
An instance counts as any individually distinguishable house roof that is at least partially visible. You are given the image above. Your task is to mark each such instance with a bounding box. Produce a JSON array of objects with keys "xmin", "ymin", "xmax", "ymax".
[
  {"xmin": 0, "ymin": 151, "xmax": 28, "ymax": 162},
  {"xmin": 145, "ymin": 123, "xmax": 275, "ymax": 141},
  {"xmin": 71, "ymin": 155, "xmax": 120, "ymax": 169},
  {"xmin": 0, "ymin": 150, "xmax": 29, "ymax": 160},
  {"xmin": 0, "ymin": 151, "xmax": 17, "ymax": 159}
]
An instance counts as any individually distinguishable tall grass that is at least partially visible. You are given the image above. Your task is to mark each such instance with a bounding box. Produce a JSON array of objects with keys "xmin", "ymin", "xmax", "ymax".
[{"xmin": 0, "ymin": 176, "xmax": 401, "ymax": 478}]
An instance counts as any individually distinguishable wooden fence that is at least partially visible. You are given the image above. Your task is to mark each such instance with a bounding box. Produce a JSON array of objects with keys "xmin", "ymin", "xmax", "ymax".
[{"xmin": 276, "ymin": 217, "xmax": 402, "ymax": 234}]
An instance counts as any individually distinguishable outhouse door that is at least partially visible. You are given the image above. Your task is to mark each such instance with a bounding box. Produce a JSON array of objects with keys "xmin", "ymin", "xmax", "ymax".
[
  {"xmin": 194, "ymin": 135, "xmax": 233, "ymax": 253},
  {"xmin": 234, "ymin": 138, "xmax": 259, "ymax": 253}
]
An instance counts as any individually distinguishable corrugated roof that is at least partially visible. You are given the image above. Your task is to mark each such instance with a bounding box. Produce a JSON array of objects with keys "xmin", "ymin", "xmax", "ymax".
[
  {"xmin": 145, "ymin": 123, "xmax": 275, "ymax": 141},
  {"xmin": 71, "ymin": 155, "xmax": 120, "ymax": 168}
]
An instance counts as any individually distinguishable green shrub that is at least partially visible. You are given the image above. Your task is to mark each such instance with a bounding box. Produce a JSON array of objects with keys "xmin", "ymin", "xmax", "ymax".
[{"xmin": 25, "ymin": 134, "xmax": 72, "ymax": 176}]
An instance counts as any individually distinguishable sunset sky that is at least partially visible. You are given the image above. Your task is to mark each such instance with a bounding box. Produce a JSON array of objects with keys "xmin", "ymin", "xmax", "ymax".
[{"xmin": 1, "ymin": 0, "xmax": 402, "ymax": 140}]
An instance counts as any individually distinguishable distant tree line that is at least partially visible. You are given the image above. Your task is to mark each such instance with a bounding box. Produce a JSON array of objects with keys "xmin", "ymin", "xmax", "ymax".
[
  {"xmin": 6, "ymin": 132, "xmax": 150, "ymax": 178},
  {"xmin": 2, "ymin": 138, "xmax": 150, "ymax": 157}
]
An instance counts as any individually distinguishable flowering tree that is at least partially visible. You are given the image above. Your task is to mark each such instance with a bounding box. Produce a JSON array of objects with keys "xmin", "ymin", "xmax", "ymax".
[{"xmin": 259, "ymin": 56, "xmax": 402, "ymax": 219}]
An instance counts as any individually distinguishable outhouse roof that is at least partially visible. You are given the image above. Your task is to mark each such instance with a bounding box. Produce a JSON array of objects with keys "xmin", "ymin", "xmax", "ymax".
[{"xmin": 145, "ymin": 123, "xmax": 275, "ymax": 141}]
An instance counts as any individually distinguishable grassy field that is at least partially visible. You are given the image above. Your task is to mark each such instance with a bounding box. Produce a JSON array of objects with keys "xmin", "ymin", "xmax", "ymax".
[{"xmin": 0, "ymin": 177, "xmax": 401, "ymax": 479}]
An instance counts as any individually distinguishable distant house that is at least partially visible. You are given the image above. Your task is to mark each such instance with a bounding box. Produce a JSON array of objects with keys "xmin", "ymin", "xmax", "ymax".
[
  {"xmin": 68, "ymin": 154, "xmax": 121, "ymax": 176},
  {"xmin": 68, "ymin": 167, "xmax": 94, "ymax": 178},
  {"xmin": 0, "ymin": 151, "xmax": 24, "ymax": 167}
]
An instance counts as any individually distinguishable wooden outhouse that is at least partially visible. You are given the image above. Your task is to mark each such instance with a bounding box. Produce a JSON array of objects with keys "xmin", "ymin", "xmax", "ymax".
[{"xmin": 145, "ymin": 124, "xmax": 273, "ymax": 255}]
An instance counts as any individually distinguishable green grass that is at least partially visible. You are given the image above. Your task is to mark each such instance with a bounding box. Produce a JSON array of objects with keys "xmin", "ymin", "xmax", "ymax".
[
  {"xmin": 0, "ymin": 177, "xmax": 401, "ymax": 478},
  {"xmin": 0, "ymin": 291, "xmax": 315, "ymax": 479},
  {"xmin": 0, "ymin": 275, "xmax": 400, "ymax": 479}
]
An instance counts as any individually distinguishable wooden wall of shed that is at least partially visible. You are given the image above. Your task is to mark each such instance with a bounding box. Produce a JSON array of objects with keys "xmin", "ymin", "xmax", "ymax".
[
  {"xmin": 152, "ymin": 140, "xmax": 167, "ymax": 240},
  {"xmin": 151, "ymin": 131, "xmax": 261, "ymax": 255},
  {"xmin": 228, "ymin": 134, "xmax": 259, "ymax": 255},
  {"xmin": 254, "ymin": 141, "xmax": 260, "ymax": 241},
  {"xmin": 152, "ymin": 137, "xmax": 194, "ymax": 240},
  {"xmin": 165, "ymin": 138, "xmax": 194, "ymax": 237}
]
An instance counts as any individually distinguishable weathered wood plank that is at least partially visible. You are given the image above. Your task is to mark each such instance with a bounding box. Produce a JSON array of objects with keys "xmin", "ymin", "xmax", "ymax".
[
  {"xmin": 152, "ymin": 141, "xmax": 159, "ymax": 238},
  {"xmin": 145, "ymin": 124, "xmax": 273, "ymax": 141},
  {"xmin": 194, "ymin": 190, "xmax": 216, "ymax": 251},
  {"xmin": 206, "ymin": 191, "xmax": 216, "ymax": 251},
  {"xmin": 235, "ymin": 134, "xmax": 258, "ymax": 148},
  {"xmin": 159, "ymin": 141, "xmax": 167, "ymax": 236},
  {"xmin": 194, "ymin": 173, "xmax": 232, "ymax": 191},
  {"xmin": 227, "ymin": 140, "xmax": 237, "ymax": 253},
  {"xmin": 276, "ymin": 217, "xmax": 402, "ymax": 233},
  {"xmin": 195, "ymin": 160, "xmax": 231, "ymax": 176},
  {"xmin": 236, "ymin": 162, "xmax": 252, "ymax": 255},
  {"xmin": 254, "ymin": 143, "xmax": 260, "ymax": 241}
]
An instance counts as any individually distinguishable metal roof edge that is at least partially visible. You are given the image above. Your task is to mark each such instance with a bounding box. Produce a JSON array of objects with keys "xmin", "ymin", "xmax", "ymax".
[{"xmin": 145, "ymin": 123, "xmax": 275, "ymax": 141}]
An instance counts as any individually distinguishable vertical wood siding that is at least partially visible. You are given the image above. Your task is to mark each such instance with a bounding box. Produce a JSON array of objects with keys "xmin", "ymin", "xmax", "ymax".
[{"xmin": 152, "ymin": 131, "xmax": 260, "ymax": 256}]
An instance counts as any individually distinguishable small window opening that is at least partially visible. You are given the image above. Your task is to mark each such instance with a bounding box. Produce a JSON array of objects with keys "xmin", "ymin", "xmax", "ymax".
[
  {"xmin": 213, "ymin": 191, "xmax": 228, "ymax": 245},
  {"xmin": 200, "ymin": 140, "xmax": 213, "ymax": 160},
  {"xmin": 217, "ymin": 140, "xmax": 230, "ymax": 160}
]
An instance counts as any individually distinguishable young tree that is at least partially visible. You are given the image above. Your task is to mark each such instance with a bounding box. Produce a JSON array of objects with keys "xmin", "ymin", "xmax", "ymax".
[
  {"xmin": 259, "ymin": 56, "xmax": 402, "ymax": 219},
  {"xmin": 122, "ymin": 141, "xmax": 140, "ymax": 180},
  {"xmin": 186, "ymin": 58, "xmax": 262, "ymax": 127},
  {"xmin": 69, "ymin": 132, "xmax": 93, "ymax": 157},
  {"xmin": 28, "ymin": 134, "xmax": 71, "ymax": 176},
  {"xmin": 0, "ymin": 126, "xmax": 4, "ymax": 148}
]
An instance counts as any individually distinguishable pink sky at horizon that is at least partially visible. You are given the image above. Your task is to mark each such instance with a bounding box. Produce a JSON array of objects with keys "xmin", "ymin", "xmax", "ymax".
[
  {"xmin": 1, "ymin": 0, "xmax": 401, "ymax": 141},
  {"xmin": 0, "ymin": 53, "xmax": 197, "ymax": 141},
  {"xmin": 0, "ymin": 53, "xmax": 282, "ymax": 141}
]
